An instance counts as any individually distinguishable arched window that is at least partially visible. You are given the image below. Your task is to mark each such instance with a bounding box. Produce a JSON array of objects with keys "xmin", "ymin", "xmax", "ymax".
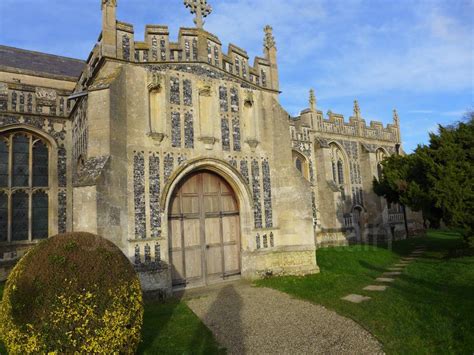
[
  {"xmin": 295, "ymin": 158, "xmax": 303, "ymax": 173},
  {"xmin": 0, "ymin": 131, "xmax": 50, "ymax": 242},
  {"xmin": 330, "ymin": 144, "xmax": 346, "ymax": 185},
  {"xmin": 337, "ymin": 160, "xmax": 344, "ymax": 185},
  {"xmin": 292, "ymin": 151, "xmax": 310, "ymax": 180}
]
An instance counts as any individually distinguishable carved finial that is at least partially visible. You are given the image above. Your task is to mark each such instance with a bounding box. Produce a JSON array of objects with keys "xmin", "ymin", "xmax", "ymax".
[
  {"xmin": 393, "ymin": 109, "xmax": 400, "ymax": 125},
  {"xmin": 101, "ymin": 0, "xmax": 117, "ymax": 8},
  {"xmin": 353, "ymin": 100, "xmax": 361, "ymax": 118},
  {"xmin": 264, "ymin": 25, "xmax": 276, "ymax": 50},
  {"xmin": 184, "ymin": 0, "xmax": 212, "ymax": 29},
  {"xmin": 309, "ymin": 89, "xmax": 316, "ymax": 111}
]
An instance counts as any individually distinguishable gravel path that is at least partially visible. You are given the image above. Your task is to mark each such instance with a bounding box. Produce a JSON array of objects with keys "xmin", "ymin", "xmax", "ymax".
[{"xmin": 185, "ymin": 281, "xmax": 383, "ymax": 354}]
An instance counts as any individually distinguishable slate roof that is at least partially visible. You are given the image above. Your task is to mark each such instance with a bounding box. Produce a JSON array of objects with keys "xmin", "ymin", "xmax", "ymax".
[{"xmin": 0, "ymin": 45, "xmax": 85, "ymax": 80}]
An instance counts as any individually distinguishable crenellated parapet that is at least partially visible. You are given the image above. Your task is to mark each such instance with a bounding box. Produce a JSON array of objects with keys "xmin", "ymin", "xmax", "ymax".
[
  {"xmin": 290, "ymin": 91, "xmax": 401, "ymax": 145},
  {"xmin": 76, "ymin": 0, "xmax": 278, "ymax": 94}
]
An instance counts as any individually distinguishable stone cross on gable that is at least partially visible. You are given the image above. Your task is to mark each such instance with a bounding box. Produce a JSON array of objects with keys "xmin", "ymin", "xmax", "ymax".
[{"xmin": 184, "ymin": 0, "xmax": 212, "ymax": 29}]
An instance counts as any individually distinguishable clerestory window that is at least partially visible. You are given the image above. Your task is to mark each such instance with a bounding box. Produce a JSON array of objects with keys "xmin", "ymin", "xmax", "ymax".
[{"xmin": 0, "ymin": 131, "xmax": 49, "ymax": 242}]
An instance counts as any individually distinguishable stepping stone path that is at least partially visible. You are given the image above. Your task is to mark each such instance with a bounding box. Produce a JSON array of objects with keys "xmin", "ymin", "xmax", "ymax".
[
  {"xmin": 363, "ymin": 285, "xmax": 388, "ymax": 291},
  {"xmin": 375, "ymin": 277, "xmax": 395, "ymax": 283},
  {"xmin": 341, "ymin": 294, "xmax": 372, "ymax": 303},
  {"xmin": 342, "ymin": 245, "xmax": 426, "ymax": 303},
  {"xmin": 383, "ymin": 271, "xmax": 402, "ymax": 276}
]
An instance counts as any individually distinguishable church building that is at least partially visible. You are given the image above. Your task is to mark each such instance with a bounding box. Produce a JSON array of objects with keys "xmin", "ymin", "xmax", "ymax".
[{"xmin": 0, "ymin": 0, "xmax": 422, "ymax": 294}]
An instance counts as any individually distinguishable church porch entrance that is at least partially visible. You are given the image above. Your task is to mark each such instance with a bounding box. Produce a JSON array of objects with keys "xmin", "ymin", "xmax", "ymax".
[{"xmin": 168, "ymin": 171, "xmax": 241, "ymax": 289}]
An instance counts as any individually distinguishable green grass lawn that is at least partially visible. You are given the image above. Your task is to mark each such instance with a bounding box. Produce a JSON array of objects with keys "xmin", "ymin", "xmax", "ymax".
[{"xmin": 257, "ymin": 230, "xmax": 474, "ymax": 354}]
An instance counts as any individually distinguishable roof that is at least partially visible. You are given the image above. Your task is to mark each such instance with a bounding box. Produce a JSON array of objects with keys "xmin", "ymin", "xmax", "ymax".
[{"xmin": 0, "ymin": 45, "xmax": 85, "ymax": 80}]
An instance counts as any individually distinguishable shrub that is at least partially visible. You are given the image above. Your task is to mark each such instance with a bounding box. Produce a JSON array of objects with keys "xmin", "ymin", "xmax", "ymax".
[{"xmin": 0, "ymin": 232, "xmax": 143, "ymax": 353}]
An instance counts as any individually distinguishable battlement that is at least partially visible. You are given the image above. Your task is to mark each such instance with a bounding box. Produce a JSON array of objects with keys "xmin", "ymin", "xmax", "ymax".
[
  {"xmin": 290, "ymin": 95, "xmax": 401, "ymax": 144},
  {"xmin": 77, "ymin": 1, "xmax": 279, "ymax": 94}
]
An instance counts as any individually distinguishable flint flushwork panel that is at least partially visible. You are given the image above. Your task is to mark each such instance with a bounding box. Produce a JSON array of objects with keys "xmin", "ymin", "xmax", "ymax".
[
  {"xmin": 232, "ymin": 117, "xmax": 241, "ymax": 152},
  {"xmin": 262, "ymin": 160, "xmax": 273, "ymax": 228},
  {"xmin": 134, "ymin": 152, "xmax": 146, "ymax": 239},
  {"xmin": 149, "ymin": 154, "xmax": 161, "ymax": 237},
  {"xmin": 171, "ymin": 112, "xmax": 181, "ymax": 148},
  {"xmin": 58, "ymin": 190, "xmax": 67, "ymax": 233},
  {"xmin": 240, "ymin": 159, "xmax": 249, "ymax": 185},
  {"xmin": 57, "ymin": 147, "xmax": 67, "ymax": 188},
  {"xmin": 170, "ymin": 77, "xmax": 180, "ymax": 105},
  {"xmin": 251, "ymin": 159, "xmax": 262, "ymax": 228},
  {"xmin": 184, "ymin": 112, "xmax": 194, "ymax": 149},
  {"xmin": 230, "ymin": 88, "xmax": 239, "ymax": 113},
  {"xmin": 164, "ymin": 153, "xmax": 174, "ymax": 183},
  {"xmin": 219, "ymin": 86, "xmax": 228, "ymax": 112},
  {"xmin": 183, "ymin": 80, "xmax": 193, "ymax": 106},
  {"xmin": 151, "ymin": 36, "xmax": 158, "ymax": 61},
  {"xmin": 122, "ymin": 35, "xmax": 131, "ymax": 61},
  {"xmin": 221, "ymin": 117, "xmax": 230, "ymax": 151}
]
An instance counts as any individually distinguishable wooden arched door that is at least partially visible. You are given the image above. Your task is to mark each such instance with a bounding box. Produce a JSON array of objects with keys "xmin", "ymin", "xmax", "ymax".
[{"xmin": 168, "ymin": 171, "xmax": 241, "ymax": 288}]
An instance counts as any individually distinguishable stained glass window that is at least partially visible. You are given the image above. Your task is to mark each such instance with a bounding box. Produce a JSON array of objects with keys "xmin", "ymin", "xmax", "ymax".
[
  {"xmin": 0, "ymin": 139, "xmax": 8, "ymax": 187},
  {"xmin": 32, "ymin": 192, "xmax": 48, "ymax": 239},
  {"xmin": 12, "ymin": 191, "xmax": 28, "ymax": 241},
  {"xmin": 0, "ymin": 193, "xmax": 7, "ymax": 242},
  {"xmin": 0, "ymin": 131, "xmax": 50, "ymax": 243},
  {"xmin": 33, "ymin": 140, "xmax": 49, "ymax": 186}
]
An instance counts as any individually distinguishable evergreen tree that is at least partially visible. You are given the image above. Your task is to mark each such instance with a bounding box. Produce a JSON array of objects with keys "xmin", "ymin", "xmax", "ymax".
[{"xmin": 374, "ymin": 112, "xmax": 474, "ymax": 239}]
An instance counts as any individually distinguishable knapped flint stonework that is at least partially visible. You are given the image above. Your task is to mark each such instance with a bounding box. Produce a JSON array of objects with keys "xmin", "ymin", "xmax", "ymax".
[
  {"xmin": 164, "ymin": 153, "xmax": 174, "ymax": 183},
  {"xmin": 221, "ymin": 117, "xmax": 230, "ymax": 151},
  {"xmin": 149, "ymin": 153, "xmax": 161, "ymax": 237},
  {"xmin": 171, "ymin": 112, "xmax": 181, "ymax": 148},
  {"xmin": 184, "ymin": 112, "xmax": 194, "ymax": 149},
  {"xmin": 170, "ymin": 77, "xmax": 180, "ymax": 105},
  {"xmin": 0, "ymin": 1, "xmax": 422, "ymax": 291},
  {"xmin": 232, "ymin": 117, "xmax": 241, "ymax": 151},
  {"xmin": 219, "ymin": 86, "xmax": 228, "ymax": 112},
  {"xmin": 251, "ymin": 159, "xmax": 262, "ymax": 229},
  {"xmin": 133, "ymin": 151, "xmax": 146, "ymax": 239},
  {"xmin": 262, "ymin": 159, "xmax": 273, "ymax": 228},
  {"xmin": 58, "ymin": 190, "xmax": 67, "ymax": 233},
  {"xmin": 183, "ymin": 79, "xmax": 193, "ymax": 106},
  {"xmin": 57, "ymin": 147, "xmax": 67, "ymax": 188}
]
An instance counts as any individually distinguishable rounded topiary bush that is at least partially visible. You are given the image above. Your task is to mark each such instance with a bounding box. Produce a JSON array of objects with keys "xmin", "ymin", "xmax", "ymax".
[{"xmin": 0, "ymin": 232, "xmax": 143, "ymax": 353}]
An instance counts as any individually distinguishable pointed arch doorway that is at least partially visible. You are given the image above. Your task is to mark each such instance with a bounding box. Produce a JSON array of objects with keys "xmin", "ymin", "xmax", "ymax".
[{"xmin": 168, "ymin": 170, "xmax": 241, "ymax": 289}]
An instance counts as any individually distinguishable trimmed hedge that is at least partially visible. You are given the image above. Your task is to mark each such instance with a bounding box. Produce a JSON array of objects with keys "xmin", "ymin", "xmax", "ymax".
[{"xmin": 0, "ymin": 232, "xmax": 143, "ymax": 353}]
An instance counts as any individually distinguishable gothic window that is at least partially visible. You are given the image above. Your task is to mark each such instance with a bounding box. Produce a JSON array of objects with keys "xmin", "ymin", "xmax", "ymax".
[
  {"xmin": 296, "ymin": 158, "xmax": 303, "ymax": 173},
  {"xmin": 0, "ymin": 131, "xmax": 51, "ymax": 242},
  {"xmin": 337, "ymin": 160, "xmax": 344, "ymax": 185},
  {"xmin": 292, "ymin": 150, "xmax": 309, "ymax": 180},
  {"xmin": 330, "ymin": 143, "xmax": 347, "ymax": 198}
]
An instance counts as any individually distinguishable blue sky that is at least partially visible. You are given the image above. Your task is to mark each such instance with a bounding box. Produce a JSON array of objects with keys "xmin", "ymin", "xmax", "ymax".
[{"xmin": 1, "ymin": 0, "xmax": 472, "ymax": 152}]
